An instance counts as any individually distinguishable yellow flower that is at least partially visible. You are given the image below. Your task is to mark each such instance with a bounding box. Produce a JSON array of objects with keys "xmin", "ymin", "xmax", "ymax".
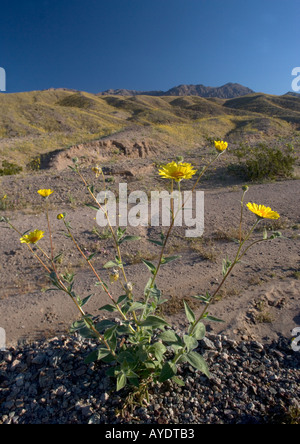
[
  {"xmin": 247, "ymin": 203, "xmax": 280, "ymax": 220},
  {"xmin": 92, "ymin": 165, "xmax": 102, "ymax": 178},
  {"xmin": 110, "ymin": 268, "xmax": 119, "ymax": 283},
  {"xmin": 214, "ymin": 140, "xmax": 228, "ymax": 152},
  {"xmin": 38, "ymin": 189, "xmax": 54, "ymax": 198},
  {"xmin": 158, "ymin": 161, "xmax": 197, "ymax": 182},
  {"xmin": 20, "ymin": 229, "xmax": 45, "ymax": 244},
  {"xmin": 57, "ymin": 213, "xmax": 65, "ymax": 220}
]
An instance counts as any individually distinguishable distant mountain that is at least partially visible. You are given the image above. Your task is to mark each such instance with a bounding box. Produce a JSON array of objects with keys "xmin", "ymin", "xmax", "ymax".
[
  {"xmin": 98, "ymin": 83, "xmax": 255, "ymax": 99},
  {"xmin": 99, "ymin": 88, "xmax": 164, "ymax": 97},
  {"xmin": 283, "ymin": 91, "xmax": 300, "ymax": 98}
]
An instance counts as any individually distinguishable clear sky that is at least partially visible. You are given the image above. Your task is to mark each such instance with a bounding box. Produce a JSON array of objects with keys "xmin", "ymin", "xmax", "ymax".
[{"xmin": 0, "ymin": 0, "xmax": 299, "ymax": 95}]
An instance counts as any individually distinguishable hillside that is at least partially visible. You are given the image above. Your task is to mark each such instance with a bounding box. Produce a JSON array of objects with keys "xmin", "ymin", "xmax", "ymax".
[{"xmin": 0, "ymin": 89, "xmax": 299, "ymax": 170}]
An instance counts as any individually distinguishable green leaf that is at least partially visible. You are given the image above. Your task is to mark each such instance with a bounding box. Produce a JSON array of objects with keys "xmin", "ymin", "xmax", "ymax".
[
  {"xmin": 161, "ymin": 255, "xmax": 181, "ymax": 265},
  {"xmin": 151, "ymin": 342, "xmax": 167, "ymax": 362},
  {"xmin": 84, "ymin": 348, "xmax": 111, "ymax": 364},
  {"xmin": 99, "ymin": 304, "xmax": 117, "ymax": 312},
  {"xmin": 104, "ymin": 325, "xmax": 118, "ymax": 340},
  {"xmin": 159, "ymin": 362, "xmax": 177, "ymax": 383},
  {"xmin": 128, "ymin": 301, "xmax": 145, "ymax": 312},
  {"xmin": 144, "ymin": 278, "xmax": 161, "ymax": 300},
  {"xmin": 70, "ymin": 319, "xmax": 98, "ymax": 339},
  {"xmin": 117, "ymin": 227, "xmax": 127, "ymax": 240},
  {"xmin": 142, "ymin": 259, "xmax": 157, "ymax": 275},
  {"xmin": 117, "ymin": 294, "xmax": 128, "ymax": 305},
  {"xmin": 87, "ymin": 185, "xmax": 95, "ymax": 194},
  {"xmin": 185, "ymin": 351, "xmax": 211, "ymax": 378},
  {"xmin": 81, "ymin": 294, "xmax": 93, "ymax": 307},
  {"xmin": 190, "ymin": 322, "xmax": 206, "ymax": 340},
  {"xmin": 140, "ymin": 315, "xmax": 170, "ymax": 329},
  {"xmin": 159, "ymin": 330, "xmax": 179, "ymax": 343},
  {"xmin": 263, "ymin": 228, "xmax": 268, "ymax": 240},
  {"xmin": 205, "ymin": 315, "xmax": 225, "ymax": 323},
  {"xmin": 103, "ymin": 260, "xmax": 118, "ymax": 269},
  {"xmin": 222, "ymin": 257, "xmax": 232, "ymax": 277},
  {"xmin": 147, "ymin": 239, "xmax": 164, "ymax": 247},
  {"xmin": 118, "ymin": 350, "xmax": 136, "ymax": 364},
  {"xmin": 87, "ymin": 252, "xmax": 97, "ymax": 262},
  {"xmin": 183, "ymin": 335, "xmax": 199, "ymax": 352},
  {"xmin": 85, "ymin": 203, "xmax": 99, "ymax": 211},
  {"xmin": 270, "ymin": 231, "xmax": 283, "ymax": 239},
  {"xmin": 95, "ymin": 319, "xmax": 115, "ymax": 332},
  {"xmin": 118, "ymin": 235, "xmax": 141, "ymax": 245},
  {"xmin": 116, "ymin": 372, "xmax": 127, "ymax": 391},
  {"xmin": 191, "ymin": 292, "xmax": 211, "ymax": 303},
  {"xmin": 184, "ymin": 300, "xmax": 195, "ymax": 325},
  {"xmin": 172, "ymin": 375, "xmax": 185, "ymax": 387}
]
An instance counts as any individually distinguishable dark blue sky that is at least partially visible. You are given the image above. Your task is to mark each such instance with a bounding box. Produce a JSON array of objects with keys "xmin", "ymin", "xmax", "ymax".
[{"xmin": 0, "ymin": 0, "xmax": 299, "ymax": 95}]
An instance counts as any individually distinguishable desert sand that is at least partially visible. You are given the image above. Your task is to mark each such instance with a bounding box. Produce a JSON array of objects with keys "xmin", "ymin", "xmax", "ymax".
[{"xmin": 0, "ymin": 147, "xmax": 299, "ymax": 349}]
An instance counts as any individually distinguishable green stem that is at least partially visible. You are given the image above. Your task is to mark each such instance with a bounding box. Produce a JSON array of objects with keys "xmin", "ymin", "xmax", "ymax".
[
  {"xmin": 140, "ymin": 153, "xmax": 222, "ymax": 321},
  {"xmin": 190, "ymin": 218, "xmax": 261, "ymax": 336}
]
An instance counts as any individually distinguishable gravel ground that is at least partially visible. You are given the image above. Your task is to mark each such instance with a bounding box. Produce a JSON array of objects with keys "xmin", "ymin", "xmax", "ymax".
[{"xmin": 0, "ymin": 333, "xmax": 299, "ymax": 425}]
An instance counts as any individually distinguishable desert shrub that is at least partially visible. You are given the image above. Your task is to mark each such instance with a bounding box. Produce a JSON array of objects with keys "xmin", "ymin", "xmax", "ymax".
[
  {"xmin": 229, "ymin": 142, "xmax": 296, "ymax": 181},
  {"xmin": 27, "ymin": 156, "xmax": 41, "ymax": 171},
  {"xmin": 0, "ymin": 160, "xmax": 23, "ymax": 176}
]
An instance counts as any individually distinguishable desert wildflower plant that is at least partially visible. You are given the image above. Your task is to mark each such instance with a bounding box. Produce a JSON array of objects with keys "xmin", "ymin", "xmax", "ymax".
[{"xmin": 1, "ymin": 140, "xmax": 283, "ymax": 411}]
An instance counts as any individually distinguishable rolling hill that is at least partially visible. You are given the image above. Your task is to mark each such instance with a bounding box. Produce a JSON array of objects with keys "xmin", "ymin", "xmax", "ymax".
[{"xmin": 0, "ymin": 88, "xmax": 299, "ymax": 170}]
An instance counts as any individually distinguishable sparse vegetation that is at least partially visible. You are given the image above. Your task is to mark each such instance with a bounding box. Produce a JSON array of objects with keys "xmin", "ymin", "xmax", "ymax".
[
  {"xmin": 229, "ymin": 142, "xmax": 297, "ymax": 181},
  {"xmin": 0, "ymin": 90, "xmax": 299, "ymax": 168},
  {"xmin": 0, "ymin": 160, "xmax": 23, "ymax": 176}
]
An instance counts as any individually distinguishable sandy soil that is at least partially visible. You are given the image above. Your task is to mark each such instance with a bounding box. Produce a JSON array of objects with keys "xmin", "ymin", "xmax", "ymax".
[{"xmin": 0, "ymin": 150, "xmax": 299, "ymax": 349}]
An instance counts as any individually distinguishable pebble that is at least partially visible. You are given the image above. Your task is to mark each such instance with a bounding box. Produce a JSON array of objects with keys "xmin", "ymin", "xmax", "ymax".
[{"xmin": 0, "ymin": 334, "xmax": 299, "ymax": 424}]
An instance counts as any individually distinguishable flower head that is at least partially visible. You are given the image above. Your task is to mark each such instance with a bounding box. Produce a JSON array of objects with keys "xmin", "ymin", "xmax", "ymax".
[
  {"xmin": 92, "ymin": 165, "xmax": 102, "ymax": 178},
  {"xmin": 110, "ymin": 268, "xmax": 119, "ymax": 283},
  {"xmin": 20, "ymin": 229, "xmax": 45, "ymax": 244},
  {"xmin": 38, "ymin": 189, "xmax": 54, "ymax": 198},
  {"xmin": 57, "ymin": 213, "xmax": 65, "ymax": 220},
  {"xmin": 158, "ymin": 161, "xmax": 197, "ymax": 182},
  {"xmin": 214, "ymin": 140, "xmax": 228, "ymax": 153},
  {"xmin": 247, "ymin": 203, "xmax": 280, "ymax": 220}
]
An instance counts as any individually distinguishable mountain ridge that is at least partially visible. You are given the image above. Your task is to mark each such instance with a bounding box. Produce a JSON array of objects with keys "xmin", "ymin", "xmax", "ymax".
[{"xmin": 98, "ymin": 82, "xmax": 255, "ymax": 99}]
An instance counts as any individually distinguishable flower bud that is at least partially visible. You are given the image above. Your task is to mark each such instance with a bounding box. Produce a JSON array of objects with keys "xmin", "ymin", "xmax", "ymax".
[{"xmin": 110, "ymin": 268, "xmax": 119, "ymax": 283}]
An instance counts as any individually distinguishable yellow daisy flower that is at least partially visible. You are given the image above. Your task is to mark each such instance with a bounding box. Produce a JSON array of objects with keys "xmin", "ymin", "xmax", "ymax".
[
  {"xmin": 214, "ymin": 140, "xmax": 228, "ymax": 152},
  {"xmin": 20, "ymin": 230, "xmax": 45, "ymax": 244},
  {"xmin": 247, "ymin": 203, "xmax": 280, "ymax": 220},
  {"xmin": 158, "ymin": 161, "xmax": 197, "ymax": 182},
  {"xmin": 38, "ymin": 189, "xmax": 54, "ymax": 198},
  {"xmin": 57, "ymin": 214, "xmax": 65, "ymax": 220}
]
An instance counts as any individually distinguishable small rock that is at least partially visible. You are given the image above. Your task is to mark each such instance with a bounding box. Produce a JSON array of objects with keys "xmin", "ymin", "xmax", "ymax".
[
  {"xmin": 32, "ymin": 353, "xmax": 47, "ymax": 365},
  {"xmin": 201, "ymin": 337, "xmax": 216, "ymax": 350},
  {"xmin": 10, "ymin": 360, "xmax": 21, "ymax": 371},
  {"xmin": 39, "ymin": 369, "xmax": 55, "ymax": 389},
  {"xmin": 75, "ymin": 366, "xmax": 87, "ymax": 376}
]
